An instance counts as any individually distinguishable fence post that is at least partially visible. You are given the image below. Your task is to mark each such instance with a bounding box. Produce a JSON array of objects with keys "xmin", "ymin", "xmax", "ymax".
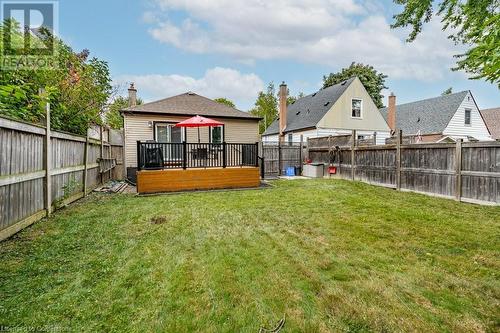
[
  {"xmin": 222, "ymin": 142, "xmax": 227, "ymax": 168},
  {"xmin": 182, "ymin": 141, "xmax": 187, "ymax": 169},
  {"xmin": 100, "ymin": 126, "xmax": 104, "ymax": 184},
  {"xmin": 396, "ymin": 129, "xmax": 402, "ymax": 190},
  {"xmin": 278, "ymin": 140, "xmax": 282, "ymax": 176},
  {"xmin": 255, "ymin": 142, "xmax": 259, "ymax": 167},
  {"xmin": 260, "ymin": 156, "xmax": 265, "ymax": 179},
  {"xmin": 83, "ymin": 129, "xmax": 89, "ymax": 196},
  {"xmin": 107, "ymin": 129, "xmax": 112, "ymax": 181},
  {"xmin": 299, "ymin": 135, "xmax": 303, "ymax": 174},
  {"xmin": 455, "ymin": 139, "xmax": 463, "ymax": 201},
  {"xmin": 42, "ymin": 90, "xmax": 52, "ymax": 217},
  {"xmin": 136, "ymin": 141, "xmax": 141, "ymax": 171},
  {"xmin": 306, "ymin": 137, "xmax": 310, "ymax": 162},
  {"xmin": 351, "ymin": 130, "xmax": 356, "ymax": 181},
  {"xmin": 373, "ymin": 132, "xmax": 377, "ymax": 145}
]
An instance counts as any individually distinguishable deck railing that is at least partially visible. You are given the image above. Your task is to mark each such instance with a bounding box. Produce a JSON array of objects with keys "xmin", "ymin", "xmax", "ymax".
[{"xmin": 137, "ymin": 141, "xmax": 260, "ymax": 171}]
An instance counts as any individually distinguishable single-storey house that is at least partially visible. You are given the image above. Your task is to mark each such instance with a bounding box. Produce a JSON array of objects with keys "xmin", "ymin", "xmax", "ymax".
[
  {"xmin": 262, "ymin": 77, "xmax": 391, "ymax": 144},
  {"xmin": 380, "ymin": 91, "xmax": 492, "ymax": 143},
  {"xmin": 480, "ymin": 107, "xmax": 500, "ymax": 140},
  {"xmin": 120, "ymin": 84, "xmax": 260, "ymax": 180}
]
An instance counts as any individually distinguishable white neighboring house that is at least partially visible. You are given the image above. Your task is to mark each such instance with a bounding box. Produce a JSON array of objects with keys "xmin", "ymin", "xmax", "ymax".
[
  {"xmin": 379, "ymin": 91, "xmax": 492, "ymax": 143},
  {"xmin": 262, "ymin": 77, "xmax": 391, "ymax": 144}
]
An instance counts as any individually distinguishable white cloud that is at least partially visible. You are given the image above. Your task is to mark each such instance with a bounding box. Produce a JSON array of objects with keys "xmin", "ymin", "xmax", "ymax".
[
  {"xmin": 114, "ymin": 67, "xmax": 264, "ymax": 110},
  {"xmin": 146, "ymin": 0, "xmax": 461, "ymax": 81}
]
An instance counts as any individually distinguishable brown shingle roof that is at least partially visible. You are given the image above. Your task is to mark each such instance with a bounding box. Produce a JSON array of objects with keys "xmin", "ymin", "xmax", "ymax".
[
  {"xmin": 121, "ymin": 92, "xmax": 260, "ymax": 120},
  {"xmin": 480, "ymin": 107, "xmax": 500, "ymax": 139}
]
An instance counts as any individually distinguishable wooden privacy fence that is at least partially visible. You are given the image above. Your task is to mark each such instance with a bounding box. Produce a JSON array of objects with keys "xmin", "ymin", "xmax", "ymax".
[
  {"xmin": 0, "ymin": 115, "xmax": 124, "ymax": 241},
  {"xmin": 308, "ymin": 131, "xmax": 500, "ymax": 205},
  {"xmin": 261, "ymin": 142, "xmax": 306, "ymax": 178}
]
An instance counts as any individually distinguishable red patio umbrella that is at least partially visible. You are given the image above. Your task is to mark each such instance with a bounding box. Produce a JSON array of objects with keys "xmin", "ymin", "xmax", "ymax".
[{"xmin": 175, "ymin": 115, "xmax": 224, "ymax": 143}]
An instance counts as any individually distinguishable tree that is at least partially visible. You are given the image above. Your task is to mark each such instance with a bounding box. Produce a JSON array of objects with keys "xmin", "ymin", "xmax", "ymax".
[
  {"xmin": 287, "ymin": 92, "xmax": 305, "ymax": 106},
  {"xmin": 441, "ymin": 87, "xmax": 453, "ymax": 95},
  {"xmin": 249, "ymin": 82, "xmax": 278, "ymax": 134},
  {"xmin": 0, "ymin": 20, "xmax": 113, "ymax": 135},
  {"xmin": 106, "ymin": 96, "xmax": 143, "ymax": 129},
  {"xmin": 391, "ymin": 0, "xmax": 500, "ymax": 86},
  {"xmin": 323, "ymin": 63, "xmax": 387, "ymax": 108},
  {"xmin": 214, "ymin": 97, "xmax": 236, "ymax": 108}
]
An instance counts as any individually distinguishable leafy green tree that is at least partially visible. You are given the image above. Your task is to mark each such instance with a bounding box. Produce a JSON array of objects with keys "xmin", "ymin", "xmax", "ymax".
[
  {"xmin": 391, "ymin": 0, "xmax": 500, "ymax": 86},
  {"xmin": 214, "ymin": 97, "xmax": 236, "ymax": 108},
  {"xmin": 441, "ymin": 87, "xmax": 453, "ymax": 95},
  {"xmin": 0, "ymin": 20, "xmax": 112, "ymax": 135},
  {"xmin": 287, "ymin": 92, "xmax": 305, "ymax": 105},
  {"xmin": 250, "ymin": 82, "xmax": 278, "ymax": 134},
  {"xmin": 106, "ymin": 96, "xmax": 143, "ymax": 129},
  {"xmin": 323, "ymin": 63, "xmax": 388, "ymax": 108}
]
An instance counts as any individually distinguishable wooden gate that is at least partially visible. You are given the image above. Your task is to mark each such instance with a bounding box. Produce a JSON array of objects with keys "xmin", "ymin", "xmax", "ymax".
[{"xmin": 261, "ymin": 142, "xmax": 304, "ymax": 178}]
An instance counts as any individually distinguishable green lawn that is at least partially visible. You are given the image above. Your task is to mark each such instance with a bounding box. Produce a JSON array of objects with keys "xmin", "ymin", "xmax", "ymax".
[{"xmin": 1, "ymin": 180, "xmax": 499, "ymax": 332}]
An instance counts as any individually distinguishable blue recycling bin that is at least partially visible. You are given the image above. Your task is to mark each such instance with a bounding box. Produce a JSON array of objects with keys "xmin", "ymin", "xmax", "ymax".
[{"xmin": 286, "ymin": 167, "xmax": 295, "ymax": 176}]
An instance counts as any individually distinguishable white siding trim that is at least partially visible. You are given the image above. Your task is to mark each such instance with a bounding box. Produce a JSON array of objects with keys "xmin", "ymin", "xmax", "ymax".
[
  {"xmin": 263, "ymin": 128, "xmax": 391, "ymax": 145},
  {"xmin": 262, "ymin": 134, "xmax": 280, "ymax": 143}
]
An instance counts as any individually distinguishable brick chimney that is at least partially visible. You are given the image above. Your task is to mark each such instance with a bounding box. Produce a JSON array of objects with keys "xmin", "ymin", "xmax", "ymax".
[
  {"xmin": 279, "ymin": 81, "xmax": 288, "ymax": 140},
  {"xmin": 388, "ymin": 92, "xmax": 396, "ymax": 131},
  {"xmin": 128, "ymin": 83, "xmax": 137, "ymax": 107}
]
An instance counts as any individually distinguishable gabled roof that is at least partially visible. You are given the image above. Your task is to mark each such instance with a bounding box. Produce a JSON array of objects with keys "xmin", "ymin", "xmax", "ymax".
[
  {"xmin": 262, "ymin": 77, "xmax": 356, "ymax": 136},
  {"xmin": 379, "ymin": 91, "xmax": 469, "ymax": 135},
  {"xmin": 121, "ymin": 92, "xmax": 260, "ymax": 120},
  {"xmin": 480, "ymin": 107, "xmax": 500, "ymax": 139}
]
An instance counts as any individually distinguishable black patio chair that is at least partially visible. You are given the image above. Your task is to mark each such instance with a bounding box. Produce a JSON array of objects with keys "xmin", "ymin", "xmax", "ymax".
[
  {"xmin": 144, "ymin": 147, "xmax": 164, "ymax": 169},
  {"xmin": 193, "ymin": 148, "xmax": 208, "ymax": 160}
]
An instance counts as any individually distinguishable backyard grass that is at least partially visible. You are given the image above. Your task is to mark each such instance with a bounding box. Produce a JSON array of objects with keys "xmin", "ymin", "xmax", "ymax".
[{"xmin": 0, "ymin": 179, "xmax": 499, "ymax": 332}]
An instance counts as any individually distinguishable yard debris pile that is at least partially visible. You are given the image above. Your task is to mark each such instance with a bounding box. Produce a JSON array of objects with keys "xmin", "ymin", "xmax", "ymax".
[{"xmin": 93, "ymin": 181, "xmax": 128, "ymax": 193}]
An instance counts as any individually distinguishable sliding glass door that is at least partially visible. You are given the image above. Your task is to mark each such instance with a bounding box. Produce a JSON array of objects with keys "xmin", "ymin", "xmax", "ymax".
[{"xmin": 155, "ymin": 123, "xmax": 183, "ymax": 160}]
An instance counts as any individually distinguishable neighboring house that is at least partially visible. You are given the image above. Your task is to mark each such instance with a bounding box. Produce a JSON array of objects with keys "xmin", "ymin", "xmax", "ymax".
[
  {"xmin": 480, "ymin": 107, "xmax": 500, "ymax": 140},
  {"xmin": 120, "ymin": 84, "xmax": 260, "ymax": 179},
  {"xmin": 380, "ymin": 91, "xmax": 492, "ymax": 143},
  {"xmin": 262, "ymin": 77, "xmax": 391, "ymax": 145}
]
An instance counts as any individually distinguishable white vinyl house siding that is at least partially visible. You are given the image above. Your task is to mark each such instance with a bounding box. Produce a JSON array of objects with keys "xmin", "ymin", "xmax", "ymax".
[
  {"xmin": 263, "ymin": 128, "xmax": 390, "ymax": 145},
  {"xmin": 262, "ymin": 134, "xmax": 280, "ymax": 143},
  {"xmin": 223, "ymin": 119, "xmax": 260, "ymax": 144},
  {"xmin": 443, "ymin": 92, "xmax": 492, "ymax": 141}
]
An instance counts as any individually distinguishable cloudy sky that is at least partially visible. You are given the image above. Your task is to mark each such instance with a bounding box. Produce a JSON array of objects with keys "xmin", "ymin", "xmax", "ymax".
[{"xmin": 61, "ymin": 0, "xmax": 499, "ymax": 110}]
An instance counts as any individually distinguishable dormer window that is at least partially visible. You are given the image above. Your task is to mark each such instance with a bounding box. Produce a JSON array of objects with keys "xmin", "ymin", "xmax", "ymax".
[{"xmin": 351, "ymin": 99, "xmax": 362, "ymax": 118}]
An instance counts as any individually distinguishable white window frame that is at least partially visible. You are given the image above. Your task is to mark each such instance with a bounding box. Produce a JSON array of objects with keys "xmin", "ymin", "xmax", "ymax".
[
  {"xmin": 464, "ymin": 108, "xmax": 472, "ymax": 126},
  {"xmin": 210, "ymin": 126, "xmax": 224, "ymax": 144},
  {"xmin": 351, "ymin": 98, "xmax": 363, "ymax": 119},
  {"xmin": 154, "ymin": 122, "xmax": 185, "ymax": 142}
]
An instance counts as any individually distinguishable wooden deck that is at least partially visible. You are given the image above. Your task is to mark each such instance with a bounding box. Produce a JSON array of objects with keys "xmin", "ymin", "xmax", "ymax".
[{"xmin": 136, "ymin": 167, "xmax": 260, "ymax": 194}]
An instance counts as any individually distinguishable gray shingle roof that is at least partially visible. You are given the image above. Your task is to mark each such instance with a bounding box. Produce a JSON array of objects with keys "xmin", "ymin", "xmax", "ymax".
[
  {"xmin": 379, "ymin": 91, "xmax": 468, "ymax": 135},
  {"xmin": 121, "ymin": 92, "xmax": 260, "ymax": 120},
  {"xmin": 480, "ymin": 107, "xmax": 500, "ymax": 139},
  {"xmin": 262, "ymin": 77, "xmax": 356, "ymax": 136}
]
